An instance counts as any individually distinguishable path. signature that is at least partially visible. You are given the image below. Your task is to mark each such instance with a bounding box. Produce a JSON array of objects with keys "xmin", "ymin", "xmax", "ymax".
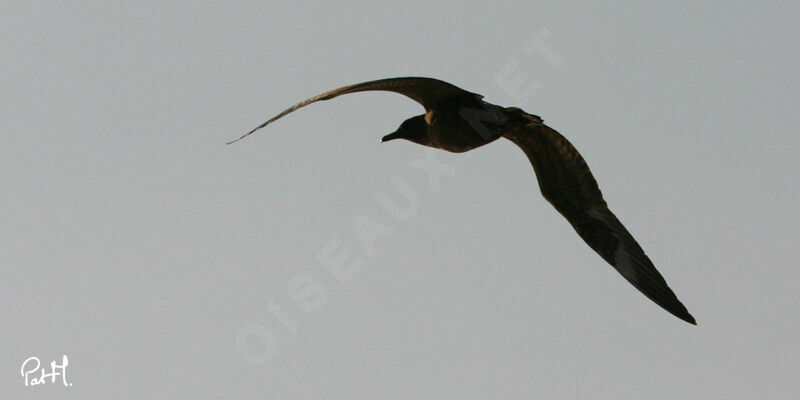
[{"xmin": 21, "ymin": 355, "xmax": 72, "ymax": 387}]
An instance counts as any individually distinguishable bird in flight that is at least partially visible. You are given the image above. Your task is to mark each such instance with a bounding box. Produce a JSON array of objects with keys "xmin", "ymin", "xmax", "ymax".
[{"xmin": 229, "ymin": 77, "xmax": 696, "ymax": 325}]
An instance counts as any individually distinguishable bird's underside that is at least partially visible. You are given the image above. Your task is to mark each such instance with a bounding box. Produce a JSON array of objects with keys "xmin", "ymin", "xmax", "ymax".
[{"xmin": 232, "ymin": 77, "xmax": 696, "ymax": 325}]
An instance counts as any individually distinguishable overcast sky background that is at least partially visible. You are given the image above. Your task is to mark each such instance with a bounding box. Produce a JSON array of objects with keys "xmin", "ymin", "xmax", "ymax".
[{"xmin": 2, "ymin": 1, "xmax": 799, "ymax": 399}]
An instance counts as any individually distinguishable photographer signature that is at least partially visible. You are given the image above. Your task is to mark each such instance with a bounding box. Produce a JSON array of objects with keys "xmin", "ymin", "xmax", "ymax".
[{"xmin": 21, "ymin": 355, "xmax": 72, "ymax": 387}]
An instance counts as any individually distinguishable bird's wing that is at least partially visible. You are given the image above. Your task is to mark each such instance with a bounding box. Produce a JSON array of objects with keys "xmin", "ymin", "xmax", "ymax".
[
  {"xmin": 503, "ymin": 115, "xmax": 696, "ymax": 324},
  {"xmin": 228, "ymin": 77, "xmax": 477, "ymax": 144}
]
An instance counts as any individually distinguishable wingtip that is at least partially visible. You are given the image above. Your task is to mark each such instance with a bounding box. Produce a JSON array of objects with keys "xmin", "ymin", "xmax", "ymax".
[
  {"xmin": 226, "ymin": 128, "xmax": 258, "ymax": 145},
  {"xmin": 225, "ymin": 136, "xmax": 243, "ymax": 146},
  {"xmin": 675, "ymin": 310, "xmax": 697, "ymax": 325}
]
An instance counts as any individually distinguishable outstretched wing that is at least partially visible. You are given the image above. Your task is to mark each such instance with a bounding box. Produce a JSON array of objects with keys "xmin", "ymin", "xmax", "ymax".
[
  {"xmin": 228, "ymin": 77, "xmax": 477, "ymax": 144},
  {"xmin": 503, "ymin": 115, "xmax": 696, "ymax": 324}
]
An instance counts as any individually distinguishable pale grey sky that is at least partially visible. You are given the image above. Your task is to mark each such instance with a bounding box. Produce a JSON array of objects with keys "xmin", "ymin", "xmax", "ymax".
[{"xmin": 2, "ymin": 1, "xmax": 799, "ymax": 398}]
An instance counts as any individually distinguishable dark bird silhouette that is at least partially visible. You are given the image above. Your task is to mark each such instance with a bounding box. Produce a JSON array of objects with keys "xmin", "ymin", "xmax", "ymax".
[{"xmin": 229, "ymin": 77, "xmax": 696, "ymax": 325}]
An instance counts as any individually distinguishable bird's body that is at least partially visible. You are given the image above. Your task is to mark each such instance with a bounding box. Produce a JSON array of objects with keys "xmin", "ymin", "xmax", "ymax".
[{"xmin": 231, "ymin": 77, "xmax": 696, "ymax": 325}]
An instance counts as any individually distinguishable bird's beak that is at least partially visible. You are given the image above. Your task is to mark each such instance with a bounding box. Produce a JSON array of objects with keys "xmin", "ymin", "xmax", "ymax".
[{"xmin": 382, "ymin": 131, "xmax": 401, "ymax": 142}]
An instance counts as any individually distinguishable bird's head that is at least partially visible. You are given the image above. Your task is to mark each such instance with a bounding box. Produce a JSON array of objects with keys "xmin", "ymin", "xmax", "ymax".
[{"xmin": 382, "ymin": 115, "xmax": 429, "ymax": 145}]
